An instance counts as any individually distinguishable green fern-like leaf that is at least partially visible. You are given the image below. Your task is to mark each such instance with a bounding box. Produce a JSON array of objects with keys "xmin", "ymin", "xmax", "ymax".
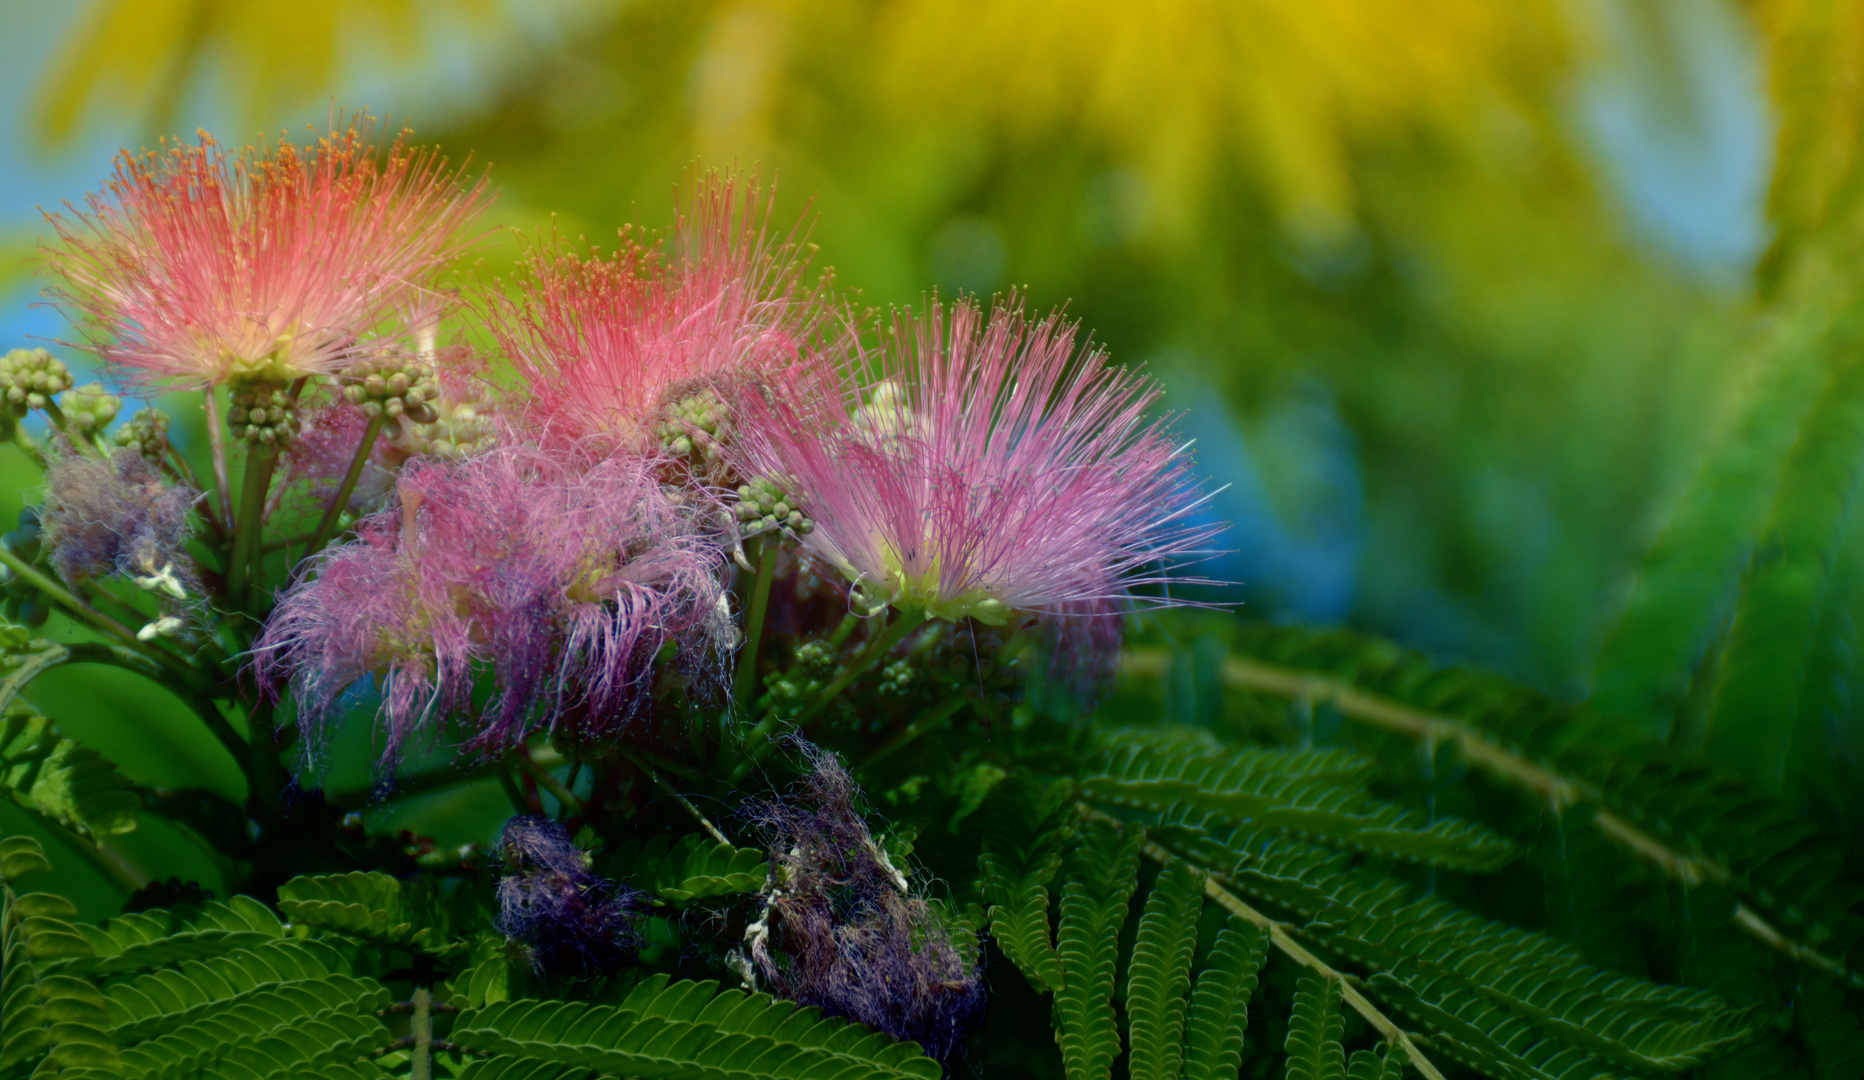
[
  {"xmin": 451, "ymin": 973, "xmax": 942, "ymax": 1079},
  {"xmin": 977, "ymin": 778, "xmax": 1073, "ymax": 993},
  {"xmin": 1126, "ymin": 857, "xmax": 1202, "ymax": 1080},
  {"xmin": 1084, "ymin": 739, "xmax": 1515, "ymax": 872},
  {"xmin": 446, "ymin": 949, "xmax": 519, "ymax": 1011},
  {"xmin": 1702, "ymin": 352, "xmax": 1864, "ymax": 790},
  {"xmin": 276, "ymin": 870, "xmax": 459, "ymax": 957},
  {"xmin": 103, "ymin": 938, "xmax": 354, "ymax": 1041},
  {"xmin": 1346, "ymin": 1045, "xmax": 1406, "ymax": 1080},
  {"xmin": 1214, "ymin": 624, "xmax": 1864, "ymax": 983},
  {"xmin": 0, "ymin": 833, "xmax": 121, "ymax": 1077},
  {"xmin": 647, "ymin": 833, "xmax": 768, "ymax": 903},
  {"xmin": 115, "ymin": 973, "xmax": 392, "ymax": 1080},
  {"xmin": 1053, "ymin": 817, "xmax": 1142, "ymax": 1080},
  {"xmin": 1284, "ymin": 971, "xmax": 1347, "ymax": 1080},
  {"xmin": 56, "ymin": 895, "xmax": 284, "ymax": 978},
  {"xmin": 1181, "ymin": 919, "xmax": 1268, "ymax": 1080},
  {"xmin": 1588, "ymin": 296, "xmax": 1841, "ymax": 735},
  {"xmin": 453, "ymin": 1059, "xmax": 587, "ymax": 1080},
  {"xmin": 0, "ymin": 707, "xmax": 139, "ymax": 842},
  {"xmin": 1182, "ymin": 824, "xmax": 1757, "ymax": 1077},
  {"xmin": 177, "ymin": 1007, "xmax": 392, "ymax": 1080}
]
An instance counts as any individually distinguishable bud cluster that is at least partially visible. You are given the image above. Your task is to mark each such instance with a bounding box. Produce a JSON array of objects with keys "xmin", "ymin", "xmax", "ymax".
[
  {"xmin": 0, "ymin": 349, "xmax": 73, "ymax": 417},
  {"xmin": 62, "ymin": 384, "xmax": 122, "ymax": 436},
  {"xmin": 658, "ymin": 392, "xmax": 725, "ymax": 465},
  {"xmin": 340, "ymin": 357, "xmax": 440, "ymax": 435},
  {"xmin": 228, "ymin": 382, "xmax": 298, "ymax": 445},
  {"xmin": 735, "ymin": 477, "xmax": 814, "ymax": 536},
  {"xmin": 408, "ymin": 400, "xmax": 496, "ymax": 460},
  {"xmin": 113, "ymin": 408, "xmax": 171, "ymax": 463},
  {"xmin": 877, "ymin": 657, "xmax": 917, "ymax": 697}
]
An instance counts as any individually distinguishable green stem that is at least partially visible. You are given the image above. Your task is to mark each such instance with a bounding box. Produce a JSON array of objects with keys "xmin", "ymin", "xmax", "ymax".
[
  {"xmin": 38, "ymin": 401, "xmax": 83, "ymax": 452},
  {"xmin": 226, "ymin": 443, "xmax": 279, "ymax": 606},
  {"xmin": 797, "ymin": 608, "xmax": 929, "ymax": 722},
  {"xmin": 620, "ymin": 747, "xmax": 729, "ymax": 844},
  {"xmin": 203, "ymin": 388, "xmax": 233, "ymax": 526},
  {"xmin": 246, "ymin": 702, "xmax": 284, "ymax": 815},
  {"xmin": 495, "ymin": 765, "xmax": 528, "ymax": 815},
  {"xmin": 733, "ymin": 536, "xmax": 777, "ymax": 711},
  {"xmin": 410, "ymin": 963, "xmax": 434, "ymax": 1080},
  {"xmin": 858, "ymin": 694, "xmax": 973, "ymax": 769},
  {"xmin": 302, "ymin": 412, "xmax": 386, "ymax": 567},
  {"xmin": 10, "ymin": 424, "xmax": 44, "ymax": 469},
  {"xmin": 0, "ymin": 547, "xmax": 192, "ymax": 680},
  {"xmin": 517, "ymin": 753, "xmax": 583, "ymax": 816}
]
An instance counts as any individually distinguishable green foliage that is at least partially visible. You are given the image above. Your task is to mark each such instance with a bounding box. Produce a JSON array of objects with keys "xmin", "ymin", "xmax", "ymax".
[
  {"xmin": 1051, "ymin": 819, "xmax": 1142, "ymax": 1080},
  {"xmin": 1124, "ymin": 857, "xmax": 1201, "ymax": 1080},
  {"xmin": 1180, "ymin": 919, "xmax": 1268, "ymax": 1080},
  {"xmin": 451, "ymin": 974, "xmax": 943, "ymax": 1080},
  {"xmin": 1346, "ymin": 1046, "xmax": 1406, "ymax": 1080},
  {"xmin": 0, "ymin": 707, "xmax": 139, "ymax": 842},
  {"xmin": 625, "ymin": 833, "xmax": 767, "ymax": 903},
  {"xmin": 976, "ymin": 777, "xmax": 1072, "ymax": 993},
  {"xmin": 275, "ymin": 871, "xmax": 461, "ymax": 958},
  {"xmin": 1, "ymin": 835, "xmax": 120, "ymax": 1078},
  {"xmin": 1283, "ymin": 972, "xmax": 1346, "ymax": 1080},
  {"xmin": 59, "ymin": 896, "xmax": 283, "ymax": 978},
  {"xmin": 1083, "ymin": 738, "xmax": 1516, "ymax": 871},
  {"xmin": 1217, "ymin": 623, "xmax": 1864, "ymax": 989}
]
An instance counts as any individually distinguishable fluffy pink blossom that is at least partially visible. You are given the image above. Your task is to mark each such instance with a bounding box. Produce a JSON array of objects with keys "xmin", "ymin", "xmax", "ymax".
[
  {"xmin": 490, "ymin": 174, "xmax": 839, "ymax": 449},
  {"xmin": 43, "ymin": 115, "xmax": 489, "ymax": 388},
  {"xmin": 253, "ymin": 445, "xmax": 730, "ymax": 767},
  {"xmin": 733, "ymin": 297, "xmax": 1216, "ymax": 631}
]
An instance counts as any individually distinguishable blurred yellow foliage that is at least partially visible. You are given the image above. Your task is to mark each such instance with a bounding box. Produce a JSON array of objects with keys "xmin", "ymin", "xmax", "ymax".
[
  {"xmin": 1748, "ymin": 0, "xmax": 1864, "ymax": 268},
  {"xmin": 876, "ymin": 0, "xmax": 1572, "ymax": 245},
  {"xmin": 34, "ymin": 0, "xmax": 1575, "ymax": 246},
  {"xmin": 30, "ymin": 0, "xmax": 491, "ymax": 145}
]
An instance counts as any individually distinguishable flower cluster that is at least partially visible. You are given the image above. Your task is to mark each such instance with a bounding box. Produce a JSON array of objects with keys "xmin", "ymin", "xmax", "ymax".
[
  {"xmin": 42, "ymin": 447, "xmax": 197, "ymax": 599},
  {"xmin": 255, "ymin": 445, "xmax": 731, "ymax": 765},
  {"xmin": 14, "ymin": 111, "xmax": 1235, "ymax": 1069},
  {"xmin": 43, "ymin": 116, "xmax": 488, "ymax": 389},
  {"xmin": 495, "ymin": 815, "xmax": 645, "ymax": 977},
  {"xmin": 732, "ymin": 296, "xmax": 1216, "ymax": 642},
  {"xmin": 489, "ymin": 175, "xmax": 840, "ymax": 461},
  {"xmin": 743, "ymin": 744, "xmax": 984, "ymax": 1061}
]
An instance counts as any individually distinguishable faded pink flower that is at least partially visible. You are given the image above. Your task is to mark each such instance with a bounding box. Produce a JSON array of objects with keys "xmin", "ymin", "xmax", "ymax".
[
  {"xmin": 254, "ymin": 445, "xmax": 730, "ymax": 767},
  {"xmin": 43, "ymin": 115, "xmax": 489, "ymax": 388},
  {"xmin": 733, "ymin": 297, "xmax": 1216, "ymax": 630},
  {"xmin": 490, "ymin": 174, "xmax": 840, "ymax": 450}
]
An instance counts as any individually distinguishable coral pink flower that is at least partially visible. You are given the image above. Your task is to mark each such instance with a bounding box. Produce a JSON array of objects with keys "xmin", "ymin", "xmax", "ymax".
[
  {"xmin": 490, "ymin": 175, "xmax": 839, "ymax": 450},
  {"xmin": 43, "ymin": 115, "xmax": 489, "ymax": 388},
  {"xmin": 733, "ymin": 297, "xmax": 1216, "ymax": 629},
  {"xmin": 254, "ymin": 445, "xmax": 730, "ymax": 767}
]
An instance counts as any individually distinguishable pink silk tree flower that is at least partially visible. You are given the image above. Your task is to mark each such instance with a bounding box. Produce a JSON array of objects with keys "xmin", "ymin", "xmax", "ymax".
[
  {"xmin": 490, "ymin": 174, "xmax": 840, "ymax": 453},
  {"xmin": 254, "ymin": 445, "xmax": 731, "ymax": 769},
  {"xmin": 733, "ymin": 297, "xmax": 1217, "ymax": 631},
  {"xmin": 42, "ymin": 115, "xmax": 489, "ymax": 389}
]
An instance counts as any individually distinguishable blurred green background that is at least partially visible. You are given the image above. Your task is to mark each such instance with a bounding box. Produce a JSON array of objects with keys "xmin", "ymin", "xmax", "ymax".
[{"xmin": 6, "ymin": 0, "xmax": 1864, "ymax": 857}]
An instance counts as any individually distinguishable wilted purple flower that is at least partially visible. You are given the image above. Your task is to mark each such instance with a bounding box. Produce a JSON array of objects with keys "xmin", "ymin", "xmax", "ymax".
[
  {"xmin": 745, "ymin": 743, "xmax": 984, "ymax": 1061},
  {"xmin": 41, "ymin": 446, "xmax": 198, "ymax": 598},
  {"xmin": 733, "ymin": 296, "xmax": 1216, "ymax": 675},
  {"xmin": 495, "ymin": 815, "xmax": 644, "ymax": 977},
  {"xmin": 254, "ymin": 444, "xmax": 731, "ymax": 766}
]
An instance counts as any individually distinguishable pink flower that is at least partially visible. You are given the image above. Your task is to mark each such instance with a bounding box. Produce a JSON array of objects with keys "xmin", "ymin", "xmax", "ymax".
[
  {"xmin": 490, "ymin": 174, "xmax": 840, "ymax": 450},
  {"xmin": 43, "ymin": 115, "xmax": 490, "ymax": 388},
  {"xmin": 254, "ymin": 445, "xmax": 730, "ymax": 767},
  {"xmin": 733, "ymin": 297, "xmax": 1217, "ymax": 630}
]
